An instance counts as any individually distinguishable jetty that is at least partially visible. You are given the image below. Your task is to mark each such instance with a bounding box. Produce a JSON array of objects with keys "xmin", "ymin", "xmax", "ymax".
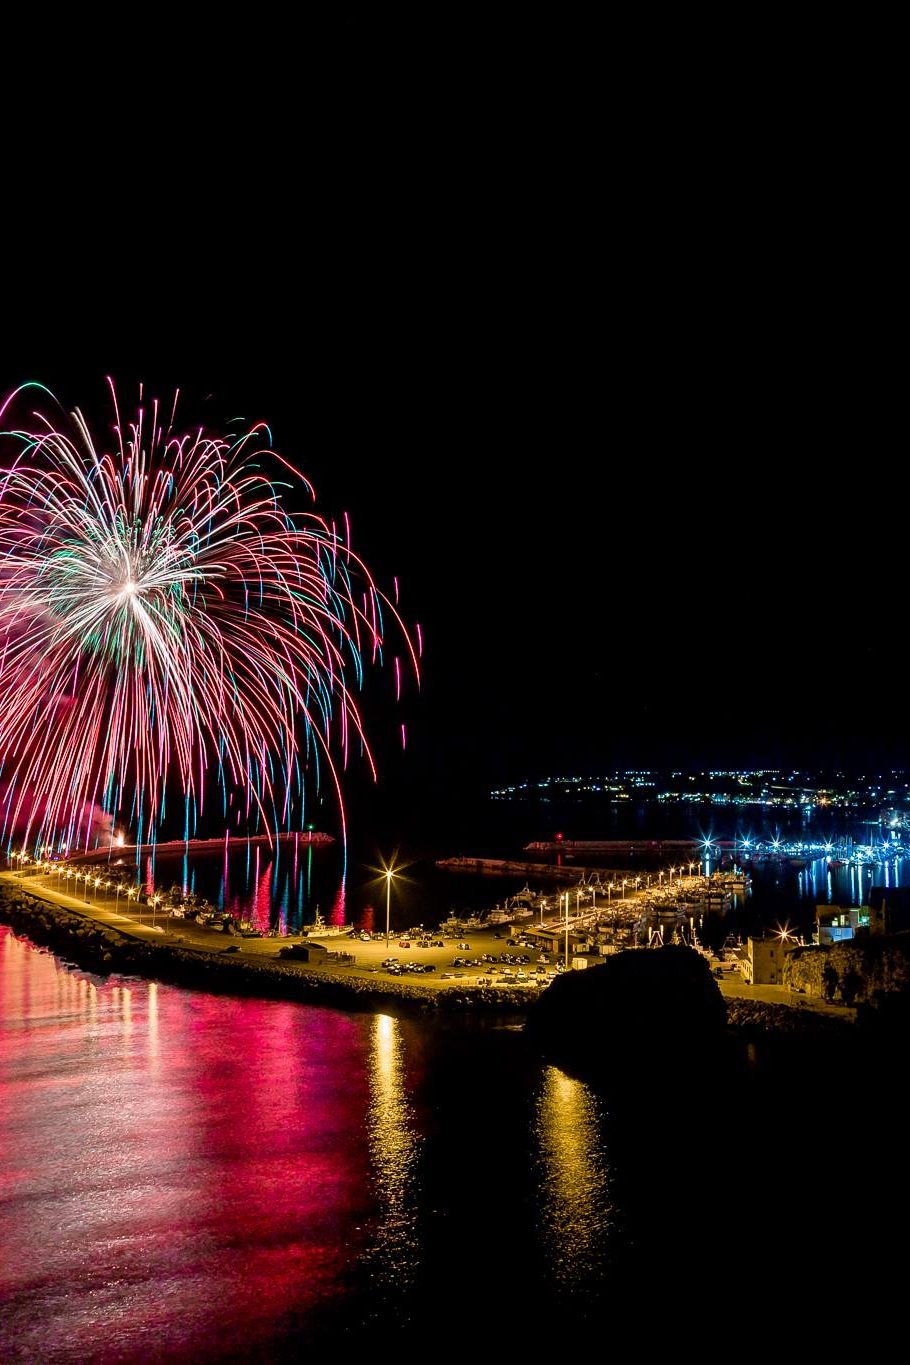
[
  {"xmin": 64, "ymin": 831, "xmax": 335, "ymax": 864},
  {"xmin": 436, "ymin": 855, "xmax": 628, "ymax": 882}
]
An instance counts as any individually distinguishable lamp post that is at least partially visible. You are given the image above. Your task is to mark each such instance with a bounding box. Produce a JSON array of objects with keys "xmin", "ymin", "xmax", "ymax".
[
  {"xmin": 564, "ymin": 891, "xmax": 569, "ymax": 970},
  {"xmin": 383, "ymin": 861, "xmax": 399, "ymax": 951}
]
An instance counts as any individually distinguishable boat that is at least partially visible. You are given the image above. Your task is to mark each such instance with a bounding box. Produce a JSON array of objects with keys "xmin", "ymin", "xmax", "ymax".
[
  {"xmin": 441, "ymin": 913, "xmax": 484, "ymax": 932},
  {"xmin": 303, "ymin": 909, "xmax": 354, "ymax": 938},
  {"xmin": 487, "ymin": 906, "xmax": 512, "ymax": 924}
]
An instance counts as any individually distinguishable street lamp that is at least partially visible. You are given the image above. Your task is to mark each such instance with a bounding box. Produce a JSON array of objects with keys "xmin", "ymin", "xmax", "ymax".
[
  {"xmin": 382, "ymin": 859, "xmax": 400, "ymax": 950},
  {"xmin": 564, "ymin": 890, "xmax": 570, "ymax": 969}
]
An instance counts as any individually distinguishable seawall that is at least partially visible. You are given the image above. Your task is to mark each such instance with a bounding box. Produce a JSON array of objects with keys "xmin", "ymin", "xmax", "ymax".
[{"xmin": 0, "ymin": 884, "xmax": 536, "ymax": 1018}]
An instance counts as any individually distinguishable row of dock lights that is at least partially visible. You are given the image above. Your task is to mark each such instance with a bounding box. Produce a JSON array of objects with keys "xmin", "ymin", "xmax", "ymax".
[{"xmin": 7, "ymin": 851, "xmax": 165, "ymax": 926}]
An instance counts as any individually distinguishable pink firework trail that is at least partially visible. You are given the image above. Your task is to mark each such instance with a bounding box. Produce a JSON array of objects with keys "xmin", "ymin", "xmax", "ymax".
[{"xmin": 0, "ymin": 382, "xmax": 419, "ymax": 852}]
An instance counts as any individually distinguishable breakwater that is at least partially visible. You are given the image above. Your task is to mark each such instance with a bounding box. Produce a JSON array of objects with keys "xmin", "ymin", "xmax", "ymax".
[
  {"xmin": 66, "ymin": 830, "xmax": 335, "ymax": 864},
  {"xmin": 436, "ymin": 856, "xmax": 628, "ymax": 881},
  {"xmin": 0, "ymin": 884, "xmax": 535, "ymax": 1017}
]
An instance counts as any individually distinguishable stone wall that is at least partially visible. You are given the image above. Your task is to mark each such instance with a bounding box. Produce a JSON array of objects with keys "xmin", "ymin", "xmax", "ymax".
[{"xmin": 783, "ymin": 935, "xmax": 910, "ymax": 1006}]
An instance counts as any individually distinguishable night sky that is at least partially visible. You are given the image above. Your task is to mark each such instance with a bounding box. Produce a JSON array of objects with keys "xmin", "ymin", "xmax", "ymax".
[{"xmin": 4, "ymin": 15, "xmax": 897, "ymax": 820}]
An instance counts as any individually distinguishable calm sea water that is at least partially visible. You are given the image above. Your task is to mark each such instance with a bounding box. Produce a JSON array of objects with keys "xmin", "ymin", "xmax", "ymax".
[
  {"xmin": 2, "ymin": 923, "xmax": 907, "ymax": 1358},
  {"xmin": 0, "ymin": 927, "xmax": 619, "ymax": 1358}
]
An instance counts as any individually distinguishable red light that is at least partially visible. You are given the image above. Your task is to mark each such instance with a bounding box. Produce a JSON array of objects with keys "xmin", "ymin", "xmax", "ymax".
[{"xmin": 556, "ymin": 832, "xmax": 564, "ymax": 842}]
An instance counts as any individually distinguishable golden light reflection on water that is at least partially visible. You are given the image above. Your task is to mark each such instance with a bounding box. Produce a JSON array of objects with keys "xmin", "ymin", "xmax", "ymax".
[
  {"xmin": 535, "ymin": 1066, "xmax": 611, "ymax": 1293},
  {"xmin": 365, "ymin": 1013, "xmax": 420, "ymax": 1299}
]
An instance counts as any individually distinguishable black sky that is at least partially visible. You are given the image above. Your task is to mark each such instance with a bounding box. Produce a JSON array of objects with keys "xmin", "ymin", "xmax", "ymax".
[{"xmin": 3, "ymin": 15, "xmax": 900, "ymax": 806}]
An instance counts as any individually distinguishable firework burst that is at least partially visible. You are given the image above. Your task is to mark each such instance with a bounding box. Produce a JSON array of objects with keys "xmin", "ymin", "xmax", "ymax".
[{"xmin": 0, "ymin": 381, "xmax": 419, "ymax": 852}]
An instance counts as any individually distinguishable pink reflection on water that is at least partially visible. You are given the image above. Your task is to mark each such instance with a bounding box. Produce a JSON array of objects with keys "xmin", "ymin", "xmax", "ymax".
[
  {"xmin": 329, "ymin": 877, "xmax": 346, "ymax": 927},
  {"xmin": 0, "ymin": 928, "xmax": 376, "ymax": 1359},
  {"xmin": 250, "ymin": 849, "xmax": 273, "ymax": 932}
]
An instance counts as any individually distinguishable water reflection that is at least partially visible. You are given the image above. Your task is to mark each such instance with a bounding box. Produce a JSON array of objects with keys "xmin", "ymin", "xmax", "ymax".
[
  {"xmin": 534, "ymin": 1065, "xmax": 611, "ymax": 1300},
  {"xmin": 0, "ymin": 929, "xmax": 378, "ymax": 1359},
  {"xmin": 364, "ymin": 1014, "xmax": 421, "ymax": 1306}
]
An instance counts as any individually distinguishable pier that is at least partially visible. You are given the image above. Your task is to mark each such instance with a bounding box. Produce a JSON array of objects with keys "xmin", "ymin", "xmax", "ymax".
[
  {"xmin": 62, "ymin": 831, "xmax": 335, "ymax": 864},
  {"xmin": 436, "ymin": 856, "xmax": 632, "ymax": 881}
]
